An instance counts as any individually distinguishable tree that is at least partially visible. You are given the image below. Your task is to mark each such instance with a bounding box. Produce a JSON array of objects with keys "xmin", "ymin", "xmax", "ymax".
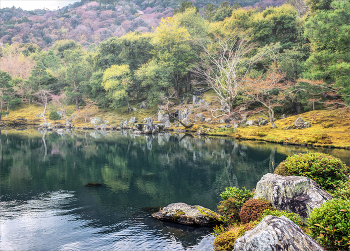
[
  {"xmin": 25, "ymin": 61, "xmax": 50, "ymax": 110},
  {"xmin": 36, "ymin": 89, "xmax": 51, "ymax": 124},
  {"xmin": 174, "ymin": 1, "xmax": 199, "ymax": 15},
  {"xmin": 0, "ymin": 71, "xmax": 13, "ymax": 121},
  {"xmin": 242, "ymin": 64, "xmax": 293, "ymax": 128},
  {"xmin": 151, "ymin": 16, "xmax": 196, "ymax": 98},
  {"xmin": 62, "ymin": 48, "xmax": 91, "ymax": 110},
  {"xmin": 83, "ymin": 71, "xmax": 110, "ymax": 112},
  {"xmin": 304, "ymin": 0, "xmax": 350, "ymax": 105},
  {"xmin": 102, "ymin": 64, "xmax": 132, "ymax": 111},
  {"xmin": 194, "ymin": 32, "xmax": 266, "ymax": 113}
]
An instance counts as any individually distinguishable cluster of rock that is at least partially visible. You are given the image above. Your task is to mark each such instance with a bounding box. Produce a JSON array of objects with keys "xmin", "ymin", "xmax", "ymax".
[{"xmin": 152, "ymin": 173, "xmax": 332, "ymax": 249}]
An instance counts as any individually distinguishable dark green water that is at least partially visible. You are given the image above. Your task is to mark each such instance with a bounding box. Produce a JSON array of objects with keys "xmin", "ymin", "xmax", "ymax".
[{"xmin": 1, "ymin": 129, "xmax": 349, "ymax": 250}]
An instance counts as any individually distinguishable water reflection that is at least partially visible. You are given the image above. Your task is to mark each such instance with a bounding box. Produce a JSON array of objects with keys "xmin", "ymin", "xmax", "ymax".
[{"xmin": 0, "ymin": 129, "xmax": 349, "ymax": 250}]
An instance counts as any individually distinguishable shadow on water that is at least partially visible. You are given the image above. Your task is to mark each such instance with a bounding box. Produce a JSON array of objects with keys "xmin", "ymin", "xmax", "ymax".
[{"xmin": 0, "ymin": 129, "xmax": 349, "ymax": 250}]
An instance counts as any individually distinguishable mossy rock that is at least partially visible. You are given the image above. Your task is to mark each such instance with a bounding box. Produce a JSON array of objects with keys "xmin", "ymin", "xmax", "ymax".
[{"xmin": 152, "ymin": 202, "xmax": 221, "ymax": 226}]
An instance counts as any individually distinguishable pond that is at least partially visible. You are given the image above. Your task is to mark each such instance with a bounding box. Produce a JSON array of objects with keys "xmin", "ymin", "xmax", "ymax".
[{"xmin": 1, "ymin": 129, "xmax": 349, "ymax": 250}]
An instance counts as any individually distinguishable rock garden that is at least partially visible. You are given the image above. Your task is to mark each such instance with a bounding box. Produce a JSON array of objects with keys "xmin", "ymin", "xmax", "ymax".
[{"xmin": 151, "ymin": 152, "xmax": 350, "ymax": 251}]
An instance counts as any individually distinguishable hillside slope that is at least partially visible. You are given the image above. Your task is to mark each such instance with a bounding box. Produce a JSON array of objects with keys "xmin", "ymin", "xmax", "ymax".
[{"xmin": 0, "ymin": 0, "xmax": 286, "ymax": 49}]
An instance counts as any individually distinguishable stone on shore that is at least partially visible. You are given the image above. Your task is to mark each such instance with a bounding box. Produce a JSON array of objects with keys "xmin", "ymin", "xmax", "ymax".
[
  {"xmin": 253, "ymin": 173, "xmax": 332, "ymax": 220},
  {"xmin": 234, "ymin": 215, "xmax": 324, "ymax": 251},
  {"xmin": 152, "ymin": 202, "xmax": 221, "ymax": 226}
]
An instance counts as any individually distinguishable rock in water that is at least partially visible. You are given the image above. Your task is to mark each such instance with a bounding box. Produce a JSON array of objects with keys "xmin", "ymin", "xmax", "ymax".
[
  {"xmin": 152, "ymin": 202, "xmax": 221, "ymax": 226},
  {"xmin": 253, "ymin": 173, "xmax": 332, "ymax": 220},
  {"xmin": 234, "ymin": 215, "xmax": 324, "ymax": 251}
]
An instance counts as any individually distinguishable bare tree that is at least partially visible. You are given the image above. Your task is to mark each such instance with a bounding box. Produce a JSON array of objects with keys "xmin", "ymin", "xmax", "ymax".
[
  {"xmin": 36, "ymin": 89, "xmax": 51, "ymax": 124},
  {"xmin": 287, "ymin": 0, "xmax": 309, "ymax": 17},
  {"xmin": 242, "ymin": 64, "xmax": 293, "ymax": 128},
  {"xmin": 193, "ymin": 32, "xmax": 266, "ymax": 113}
]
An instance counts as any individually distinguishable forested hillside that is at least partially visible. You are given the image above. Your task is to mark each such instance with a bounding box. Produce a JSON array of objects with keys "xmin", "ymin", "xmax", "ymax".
[
  {"xmin": 0, "ymin": 0, "xmax": 286, "ymax": 48},
  {"xmin": 0, "ymin": 0, "xmax": 348, "ymax": 128}
]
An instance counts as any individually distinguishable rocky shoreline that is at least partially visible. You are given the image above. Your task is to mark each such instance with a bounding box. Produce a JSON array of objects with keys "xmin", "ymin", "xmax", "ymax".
[
  {"xmin": 1, "ymin": 115, "xmax": 349, "ymax": 150},
  {"xmin": 151, "ymin": 173, "xmax": 335, "ymax": 250}
]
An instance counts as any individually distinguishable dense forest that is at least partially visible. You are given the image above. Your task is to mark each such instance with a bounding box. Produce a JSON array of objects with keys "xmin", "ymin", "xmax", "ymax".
[{"xmin": 0, "ymin": 0, "xmax": 349, "ymax": 123}]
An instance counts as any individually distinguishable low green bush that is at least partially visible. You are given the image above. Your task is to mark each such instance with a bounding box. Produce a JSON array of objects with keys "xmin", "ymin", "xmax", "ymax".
[
  {"xmin": 274, "ymin": 153, "xmax": 349, "ymax": 191},
  {"xmin": 218, "ymin": 187, "xmax": 253, "ymax": 223},
  {"xmin": 49, "ymin": 111, "xmax": 61, "ymax": 121},
  {"xmin": 259, "ymin": 209, "xmax": 303, "ymax": 227},
  {"xmin": 239, "ymin": 199, "xmax": 274, "ymax": 224},
  {"xmin": 220, "ymin": 186, "xmax": 253, "ymax": 202},
  {"xmin": 331, "ymin": 180, "xmax": 350, "ymax": 200},
  {"xmin": 308, "ymin": 199, "xmax": 350, "ymax": 250},
  {"xmin": 218, "ymin": 197, "xmax": 242, "ymax": 223}
]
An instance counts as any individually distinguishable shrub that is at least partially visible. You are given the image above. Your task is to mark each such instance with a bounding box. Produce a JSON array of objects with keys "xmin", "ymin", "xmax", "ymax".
[
  {"xmin": 213, "ymin": 221, "xmax": 259, "ymax": 251},
  {"xmin": 218, "ymin": 197, "xmax": 242, "ymax": 223},
  {"xmin": 218, "ymin": 187, "xmax": 253, "ymax": 222},
  {"xmin": 49, "ymin": 111, "xmax": 61, "ymax": 121},
  {"xmin": 308, "ymin": 199, "xmax": 350, "ymax": 250},
  {"xmin": 239, "ymin": 199, "xmax": 274, "ymax": 224},
  {"xmin": 274, "ymin": 153, "xmax": 349, "ymax": 191},
  {"xmin": 331, "ymin": 180, "xmax": 350, "ymax": 200},
  {"xmin": 220, "ymin": 186, "xmax": 253, "ymax": 202},
  {"xmin": 259, "ymin": 209, "xmax": 303, "ymax": 227}
]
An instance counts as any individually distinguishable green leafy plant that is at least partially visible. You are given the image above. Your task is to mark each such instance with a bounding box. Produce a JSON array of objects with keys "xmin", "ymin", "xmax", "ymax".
[
  {"xmin": 218, "ymin": 187, "xmax": 253, "ymax": 223},
  {"xmin": 259, "ymin": 209, "xmax": 303, "ymax": 227},
  {"xmin": 239, "ymin": 199, "xmax": 274, "ymax": 224},
  {"xmin": 308, "ymin": 199, "xmax": 350, "ymax": 250},
  {"xmin": 220, "ymin": 186, "xmax": 253, "ymax": 201},
  {"xmin": 218, "ymin": 197, "xmax": 242, "ymax": 223},
  {"xmin": 49, "ymin": 111, "xmax": 61, "ymax": 121},
  {"xmin": 274, "ymin": 153, "xmax": 349, "ymax": 191},
  {"xmin": 331, "ymin": 180, "xmax": 350, "ymax": 200}
]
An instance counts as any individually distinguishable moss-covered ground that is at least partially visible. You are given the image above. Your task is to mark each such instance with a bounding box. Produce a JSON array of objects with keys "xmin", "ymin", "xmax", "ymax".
[{"xmin": 2, "ymin": 102, "xmax": 349, "ymax": 149}]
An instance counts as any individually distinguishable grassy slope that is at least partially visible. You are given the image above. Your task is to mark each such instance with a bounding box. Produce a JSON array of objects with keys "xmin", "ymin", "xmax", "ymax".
[{"xmin": 2, "ymin": 102, "xmax": 349, "ymax": 149}]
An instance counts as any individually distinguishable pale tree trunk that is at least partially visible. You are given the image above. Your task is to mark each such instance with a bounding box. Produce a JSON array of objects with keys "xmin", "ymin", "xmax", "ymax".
[
  {"xmin": 268, "ymin": 107, "xmax": 277, "ymax": 128},
  {"xmin": 74, "ymin": 76, "xmax": 79, "ymax": 110},
  {"xmin": 0, "ymin": 100, "xmax": 3, "ymax": 121},
  {"xmin": 42, "ymin": 96, "xmax": 47, "ymax": 124}
]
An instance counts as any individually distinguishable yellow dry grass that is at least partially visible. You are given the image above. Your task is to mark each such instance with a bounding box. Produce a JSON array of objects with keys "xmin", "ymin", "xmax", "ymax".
[{"xmin": 3, "ymin": 102, "xmax": 349, "ymax": 148}]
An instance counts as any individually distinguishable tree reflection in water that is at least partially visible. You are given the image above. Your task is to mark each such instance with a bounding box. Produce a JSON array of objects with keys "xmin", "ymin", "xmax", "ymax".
[{"xmin": 0, "ymin": 129, "xmax": 349, "ymax": 250}]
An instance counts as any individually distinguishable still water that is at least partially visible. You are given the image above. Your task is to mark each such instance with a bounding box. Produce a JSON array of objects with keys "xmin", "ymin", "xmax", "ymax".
[{"xmin": 1, "ymin": 129, "xmax": 349, "ymax": 250}]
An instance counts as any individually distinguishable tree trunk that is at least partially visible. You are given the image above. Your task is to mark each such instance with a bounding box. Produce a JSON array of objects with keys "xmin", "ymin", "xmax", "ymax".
[
  {"xmin": 126, "ymin": 97, "xmax": 131, "ymax": 113},
  {"xmin": 42, "ymin": 97, "xmax": 47, "ymax": 124},
  {"xmin": 0, "ymin": 100, "xmax": 3, "ymax": 121},
  {"xmin": 29, "ymin": 96, "xmax": 31, "ymax": 111},
  {"xmin": 74, "ymin": 77, "xmax": 79, "ymax": 110},
  {"xmin": 104, "ymin": 103, "xmax": 106, "ymax": 112},
  {"xmin": 268, "ymin": 107, "xmax": 277, "ymax": 128}
]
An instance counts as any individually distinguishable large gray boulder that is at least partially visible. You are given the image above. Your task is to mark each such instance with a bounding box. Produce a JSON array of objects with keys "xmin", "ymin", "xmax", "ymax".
[
  {"xmin": 234, "ymin": 215, "xmax": 324, "ymax": 251},
  {"xmin": 253, "ymin": 173, "xmax": 332, "ymax": 220},
  {"xmin": 90, "ymin": 117, "xmax": 102, "ymax": 125},
  {"xmin": 294, "ymin": 117, "xmax": 311, "ymax": 129},
  {"xmin": 143, "ymin": 117, "xmax": 159, "ymax": 134},
  {"xmin": 152, "ymin": 203, "xmax": 221, "ymax": 226}
]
